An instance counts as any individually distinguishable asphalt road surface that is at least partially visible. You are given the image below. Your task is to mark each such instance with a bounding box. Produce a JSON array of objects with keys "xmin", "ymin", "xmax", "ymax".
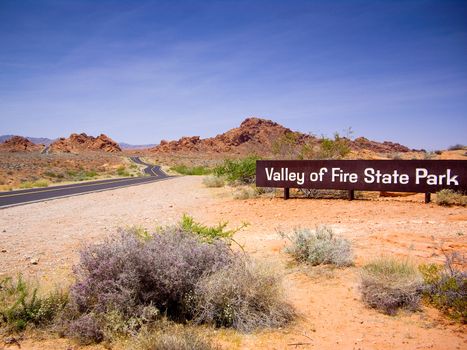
[{"xmin": 0, "ymin": 157, "xmax": 171, "ymax": 208}]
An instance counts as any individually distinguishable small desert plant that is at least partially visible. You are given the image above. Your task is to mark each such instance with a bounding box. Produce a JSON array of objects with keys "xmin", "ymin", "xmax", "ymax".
[
  {"xmin": 213, "ymin": 156, "xmax": 258, "ymax": 184},
  {"xmin": 360, "ymin": 257, "xmax": 423, "ymax": 315},
  {"xmin": 116, "ymin": 165, "xmax": 130, "ymax": 177},
  {"xmin": 133, "ymin": 322, "xmax": 218, "ymax": 350},
  {"xmin": 171, "ymin": 165, "xmax": 212, "ymax": 176},
  {"xmin": 435, "ymin": 189, "xmax": 467, "ymax": 207},
  {"xmin": 0, "ymin": 275, "xmax": 68, "ymax": 331},
  {"xmin": 84, "ymin": 170, "xmax": 98, "ymax": 178},
  {"xmin": 19, "ymin": 179, "xmax": 49, "ymax": 189},
  {"xmin": 189, "ymin": 258, "xmax": 295, "ymax": 332},
  {"xmin": 233, "ymin": 186, "xmax": 258, "ymax": 200},
  {"xmin": 202, "ymin": 175, "xmax": 224, "ymax": 188},
  {"xmin": 448, "ymin": 144, "xmax": 465, "ymax": 151},
  {"xmin": 179, "ymin": 214, "xmax": 246, "ymax": 244},
  {"xmin": 419, "ymin": 251, "xmax": 466, "ymax": 323},
  {"xmin": 281, "ymin": 226, "xmax": 353, "ymax": 267}
]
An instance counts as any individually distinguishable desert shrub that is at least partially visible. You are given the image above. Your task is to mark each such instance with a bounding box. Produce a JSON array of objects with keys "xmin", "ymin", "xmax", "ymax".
[
  {"xmin": 233, "ymin": 186, "xmax": 258, "ymax": 200},
  {"xmin": 66, "ymin": 228, "xmax": 234, "ymax": 343},
  {"xmin": 67, "ymin": 313, "xmax": 104, "ymax": 345},
  {"xmin": 44, "ymin": 171, "xmax": 65, "ymax": 179},
  {"xmin": 419, "ymin": 252, "xmax": 466, "ymax": 323},
  {"xmin": 133, "ymin": 322, "xmax": 218, "ymax": 350},
  {"xmin": 0, "ymin": 275, "xmax": 68, "ymax": 331},
  {"xmin": 202, "ymin": 176, "xmax": 224, "ymax": 188},
  {"xmin": 190, "ymin": 258, "xmax": 295, "ymax": 332},
  {"xmin": 297, "ymin": 188, "xmax": 349, "ymax": 199},
  {"xmin": 70, "ymin": 229, "xmax": 233, "ymax": 317},
  {"xmin": 116, "ymin": 165, "xmax": 130, "ymax": 177},
  {"xmin": 179, "ymin": 214, "xmax": 246, "ymax": 244},
  {"xmin": 273, "ymin": 131, "xmax": 351, "ymax": 160},
  {"xmin": 360, "ymin": 258, "xmax": 423, "ymax": 315},
  {"xmin": 213, "ymin": 156, "xmax": 258, "ymax": 184},
  {"xmin": 84, "ymin": 170, "xmax": 97, "ymax": 178},
  {"xmin": 316, "ymin": 133, "xmax": 351, "ymax": 159},
  {"xmin": 171, "ymin": 165, "xmax": 212, "ymax": 176},
  {"xmin": 19, "ymin": 179, "xmax": 49, "ymax": 189},
  {"xmin": 435, "ymin": 189, "xmax": 467, "ymax": 207},
  {"xmin": 281, "ymin": 226, "xmax": 353, "ymax": 267},
  {"xmin": 448, "ymin": 144, "xmax": 465, "ymax": 151},
  {"xmin": 272, "ymin": 132, "xmax": 303, "ymax": 159}
]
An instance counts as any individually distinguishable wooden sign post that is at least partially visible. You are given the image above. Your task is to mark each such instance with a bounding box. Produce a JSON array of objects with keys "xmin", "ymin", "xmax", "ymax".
[{"xmin": 256, "ymin": 160, "xmax": 467, "ymax": 202}]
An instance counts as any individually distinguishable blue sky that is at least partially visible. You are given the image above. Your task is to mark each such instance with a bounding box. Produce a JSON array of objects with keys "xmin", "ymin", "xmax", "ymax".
[{"xmin": 0, "ymin": 0, "xmax": 466, "ymax": 149}]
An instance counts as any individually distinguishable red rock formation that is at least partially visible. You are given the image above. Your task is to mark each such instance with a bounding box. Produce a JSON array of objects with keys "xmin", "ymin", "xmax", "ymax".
[
  {"xmin": 0, "ymin": 136, "xmax": 43, "ymax": 152},
  {"xmin": 49, "ymin": 133, "xmax": 121, "ymax": 153}
]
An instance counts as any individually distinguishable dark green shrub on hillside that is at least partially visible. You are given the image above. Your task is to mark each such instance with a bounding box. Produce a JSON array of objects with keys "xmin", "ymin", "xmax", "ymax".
[{"xmin": 213, "ymin": 156, "xmax": 258, "ymax": 184}]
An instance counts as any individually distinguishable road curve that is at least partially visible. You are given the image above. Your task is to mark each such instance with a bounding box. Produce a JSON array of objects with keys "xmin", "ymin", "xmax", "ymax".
[{"xmin": 0, "ymin": 157, "xmax": 170, "ymax": 209}]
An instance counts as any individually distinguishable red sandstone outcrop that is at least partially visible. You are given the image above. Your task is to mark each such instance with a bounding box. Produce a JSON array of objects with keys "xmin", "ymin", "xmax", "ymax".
[
  {"xmin": 49, "ymin": 133, "xmax": 121, "ymax": 153},
  {"xmin": 150, "ymin": 117, "xmax": 412, "ymax": 156},
  {"xmin": 0, "ymin": 136, "xmax": 43, "ymax": 152}
]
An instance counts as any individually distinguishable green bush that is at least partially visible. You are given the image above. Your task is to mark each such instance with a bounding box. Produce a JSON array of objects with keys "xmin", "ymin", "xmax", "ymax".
[
  {"xmin": 202, "ymin": 176, "xmax": 225, "ymax": 188},
  {"xmin": 281, "ymin": 226, "xmax": 353, "ymax": 267},
  {"xmin": 170, "ymin": 165, "xmax": 212, "ymax": 175},
  {"xmin": 419, "ymin": 252, "xmax": 466, "ymax": 323},
  {"xmin": 0, "ymin": 275, "xmax": 68, "ymax": 331},
  {"xmin": 360, "ymin": 258, "xmax": 423, "ymax": 315},
  {"xmin": 213, "ymin": 156, "xmax": 258, "ymax": 184},
  {"xmin": 179, "ymin": 214, "xmax": 246, "ymax": 244},
  {"xmin": 116, "ymin": 166, "xmax": 130, "ymax": 177},
  {"xmin": 435, "ymin": 189, "xmax": 467, "ymax": 207}
]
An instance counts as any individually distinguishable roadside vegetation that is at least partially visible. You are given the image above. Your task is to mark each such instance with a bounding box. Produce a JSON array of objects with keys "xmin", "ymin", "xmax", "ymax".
[
  {"xmin": 0, "ymin": 216, "xmax": 293, "ymax": 347},
  {"xmin": 19, "ymin": 179, "xmax": 49, "ymax": 189},
  {"xmin": 213, "ymin": 156, "xmax": 258, "ymax": 185},
  {"xmin": 359, "ymin": 257, "xmax": 423, "ymax": 315},
  {"xmin": 419, "ymin": 251, "xmax": 466, "ymax": 323},
  {"xmin": 272, "ymin": 131, "xmax": 351, "ymax": 160},
  {"xmin": 202, "ymin": 175, "xmax": 225, "ymax": 188},
  {"xmin": 435, "ymin": 189, "xmax": 467, "ymax": 207},
  {"xmin": 171, "ymin": 165, "xmax": 212, "ymax": 175},
  {"xmin": 281, "ymin": 226, "xmax": 353, "ymax": 267}
]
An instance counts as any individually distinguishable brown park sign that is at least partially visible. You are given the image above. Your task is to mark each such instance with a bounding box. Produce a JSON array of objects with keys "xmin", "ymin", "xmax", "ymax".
[{"xmin": 256, "ymin": 160, "xmax": 467, "ymax": 201}]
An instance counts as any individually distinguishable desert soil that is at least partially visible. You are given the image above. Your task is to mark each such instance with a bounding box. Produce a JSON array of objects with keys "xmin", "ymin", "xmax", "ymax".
[{"xmin": 0, "ymin": 176, "xmax": 466, "ymax": 349}]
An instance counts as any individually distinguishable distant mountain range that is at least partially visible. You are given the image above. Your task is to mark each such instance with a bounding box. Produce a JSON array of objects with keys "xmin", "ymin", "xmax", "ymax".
[
  {"xmin": 0, "ymin": 135, "xmax": 55, "ymax": 146},
  {"xmin": 0, "ymin": 135, "xmax": 156, "ymax": 150}
]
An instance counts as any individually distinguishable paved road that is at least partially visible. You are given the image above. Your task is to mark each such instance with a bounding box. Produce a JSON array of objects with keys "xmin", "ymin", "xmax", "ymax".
[{"xmin": 0, "ymin": 157, "xmax": 170, "ymax": 209}]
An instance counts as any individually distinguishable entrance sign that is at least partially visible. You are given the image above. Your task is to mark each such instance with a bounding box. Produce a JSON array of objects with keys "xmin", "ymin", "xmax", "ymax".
[{"xmin": 256, "ymin": 160, "xmax": 467, "ymax": 202}]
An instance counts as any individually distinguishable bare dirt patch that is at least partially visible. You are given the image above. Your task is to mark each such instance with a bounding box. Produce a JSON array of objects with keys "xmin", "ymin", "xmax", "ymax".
[{"xmin": 0, "ymin": 176, "xmax": 465, "ymax": 349}]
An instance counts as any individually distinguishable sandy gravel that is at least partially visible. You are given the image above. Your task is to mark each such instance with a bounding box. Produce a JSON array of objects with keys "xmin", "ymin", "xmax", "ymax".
[{"xmin": 1, "ymin": 176, "xmax": 466, "ymax": 349}]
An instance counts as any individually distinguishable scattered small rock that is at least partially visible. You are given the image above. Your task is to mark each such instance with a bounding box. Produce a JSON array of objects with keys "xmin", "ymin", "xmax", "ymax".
[{"xmin": 30, "ymin": 257, "xmax": 39, "ymax": 265}]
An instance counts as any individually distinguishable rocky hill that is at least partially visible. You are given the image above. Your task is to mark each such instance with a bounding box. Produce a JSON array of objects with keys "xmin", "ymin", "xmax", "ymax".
[
  {"xmin": 0, "ymin": 136, "xmax": 44, "ymax": 152},
  {"xmin": 153, "ymin": 118, "xmax": 309, "ymax": 154},
  {"xmin": 49, "ymin": 133, "xmax": 122, "ymax": 153},
  {"xmin": 150, "ymin": 117, "xmax": 411, "ymax": 156}
]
